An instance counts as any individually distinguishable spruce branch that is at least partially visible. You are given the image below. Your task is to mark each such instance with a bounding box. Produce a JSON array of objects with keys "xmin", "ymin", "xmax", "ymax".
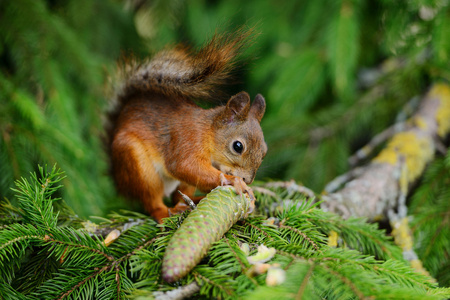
[
  {"xmin": 0, "ymin": 166, "xmax": 162, "ymax": 299},
  {"xmin": 222, "ymin": 237, "xmax": 250, "ymax": 273},
  {"xmin": 240, "ymin": 219, "xmax": 274, "ymax": 241},
  {"xmin": 408, "ymin": 153, "xmax": 450, "ymax": 285},
  {"xmin": 278, "ymin": 224, "xmax": 321, "ymax": 252},
  {"xmin": 11, "ymin": 164, "xmax": 65, "ymax": 231},
  {"xmin": 0, "ymin": 199, "xmax": 23, "ymax": 227},
  {"xmin": 192, "ymin": 267, "xmax": 235, "ymax": 299},
  {"xmin": 2, "ymin": 165, "xmax": 449, "ymax": 299},
  {"xmin": 313, "ymin": 215, "xmax": 403, "ymax": 260},
  {"xmin": 55, "ymin": 265, "xmax": 110, "ymax": 300},
  {"xmin": 321, "ymin": 264, "xmax": 366, "ymax": 299},
  {"xmin": 253, "ymin": 191, "xmax": 400, "ymax": 260},
  {"xmin": 0, "ymin": 282, "xmax": 33, "ymax": 300},
  {"xmin": 295, "ymin": 262, "xmax": 315, "ymax": 300},
  {"xmin": 44, "ymin": 229, "xmax": 114, "ymax": 262}
]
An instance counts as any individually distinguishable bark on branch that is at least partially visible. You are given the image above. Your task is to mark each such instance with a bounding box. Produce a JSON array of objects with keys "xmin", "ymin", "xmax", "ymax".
[{"xmin": 321, "ymin": 84, "xmax": 450, "ymax": 221}]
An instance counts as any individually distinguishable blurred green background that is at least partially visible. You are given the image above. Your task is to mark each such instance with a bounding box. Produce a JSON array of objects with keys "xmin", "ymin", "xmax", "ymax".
[{"xmin": 1, "ymin": 0, "xmax": 449, "ymax": 217}]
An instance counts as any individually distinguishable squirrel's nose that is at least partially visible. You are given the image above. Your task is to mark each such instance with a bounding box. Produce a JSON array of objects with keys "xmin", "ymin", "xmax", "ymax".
[{"xmin": 243, "ymin": 176, "xmax": 253, "ymax": 184}]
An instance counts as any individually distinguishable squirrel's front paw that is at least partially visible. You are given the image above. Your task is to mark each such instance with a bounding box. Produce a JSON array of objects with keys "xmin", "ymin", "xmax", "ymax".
[
  {"xmin": 220, "ymin": 173, "xmax": 255, "ymax": 213},
  {"xmin": 219, "ymin": 173, "xmax": 232, "ymax": 186}
]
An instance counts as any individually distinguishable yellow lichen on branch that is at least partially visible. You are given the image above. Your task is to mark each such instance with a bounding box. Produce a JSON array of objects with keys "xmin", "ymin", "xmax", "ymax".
[
  {"xmin": 328, "ymin": 230, "xmax": 339, "ymax": 248},
  {"xmin": 432, "ymin": 83, "xmax": 450, "ymax": 137},
  {"xmin": 373, "ymin": 131, "xmax": 434, "ymax": 184},
  {"xmin": 322, "ymin": 83, "xmax": 450, "ymax": 221},
  {"xmin": 373, "ymin": 83, "xmax": 450, "ymax": 185},
  {"xmin": 321, "ymin": 83, "xmax": 450, "ymax": 278},
  {"xmin": 390, "ymin": 217, "xmax": 413, "ymax": 251},
  {"xmin": 390, "ymin": 217, "xmax": 434, "ymax": 279}
]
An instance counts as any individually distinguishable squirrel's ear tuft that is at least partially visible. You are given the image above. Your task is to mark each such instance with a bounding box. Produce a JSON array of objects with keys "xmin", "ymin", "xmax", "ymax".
[
  {"xmin": 225, "ymin": 92, "xmax": 251, "ymax": 122},
  {"xmin": 250, "ymin": 94, "xmax": 266, "ymax": 122}
]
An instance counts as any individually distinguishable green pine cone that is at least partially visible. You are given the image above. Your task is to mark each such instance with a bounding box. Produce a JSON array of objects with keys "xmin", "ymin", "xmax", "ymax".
[{"xmin": 162, "ymin": 186, "xmax": 251, "ymax": 283}]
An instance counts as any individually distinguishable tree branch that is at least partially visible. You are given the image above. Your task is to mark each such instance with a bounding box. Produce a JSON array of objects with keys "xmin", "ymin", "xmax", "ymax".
[
  {"xmin": 321, "ymin": 84, "xmax": 450, "ymax": 221},
  {"xmin": 153, "ymin": 282, "xmax": 200, "ymax": 300}
]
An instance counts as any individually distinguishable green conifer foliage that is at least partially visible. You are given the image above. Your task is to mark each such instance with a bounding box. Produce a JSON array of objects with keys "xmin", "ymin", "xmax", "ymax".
[
  {"xmin": 1, "ymin": 0, "xmax": 450, "ymax": 298},
  {"xmin": 409, "ymin": 149, "xmax": 450, "ymax": 286},
  {"xmin": 0, "ymin": 0, "xmax": 141, "ymax": 216},
  {"xmin": 1, "ymin": 167, "xmax": 449, "ymax": 299}
]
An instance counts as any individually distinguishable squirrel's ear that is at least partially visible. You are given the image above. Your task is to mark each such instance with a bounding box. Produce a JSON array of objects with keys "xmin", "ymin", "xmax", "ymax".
[
  {"xmin": 224, "ymin": 92, "xmax": 251, "ymax": 122},
  {"xmin": 250, "ymin": 94, "xmax": 266, "ymax": 122}
]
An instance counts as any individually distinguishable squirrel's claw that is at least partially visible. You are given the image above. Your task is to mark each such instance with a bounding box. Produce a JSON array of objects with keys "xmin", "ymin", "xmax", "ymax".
[
  {"xmin": 220, "ymin": 173, "xmax": 255, "ymax": 214},
  {"xmin": 220, "ymin": 173, "xmax": 231, "ymax": 186},
  {"xmin": 168, "ymin": 202, "xmax": 191, "ymax": 217}
]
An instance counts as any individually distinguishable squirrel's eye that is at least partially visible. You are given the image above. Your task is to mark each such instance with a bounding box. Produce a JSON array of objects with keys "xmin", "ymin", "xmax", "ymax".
[{"xmin": 232, "ymin": 141, "xmax": 244, "ymax": 154}]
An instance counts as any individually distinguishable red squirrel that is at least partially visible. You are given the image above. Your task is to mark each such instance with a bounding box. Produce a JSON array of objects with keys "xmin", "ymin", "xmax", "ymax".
[{"xmin": 106, "ymin": 30, "xmax": 267, "ymax": 223}]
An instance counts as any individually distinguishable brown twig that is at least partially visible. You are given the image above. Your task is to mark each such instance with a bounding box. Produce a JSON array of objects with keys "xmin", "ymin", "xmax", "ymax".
[
  {"xmin": 264, "ymin": 180, "xmax": 316, "ymax": 198},
  {"xmin": 193, "ymin": 271, "xmax": 233, "ymax": 297},
  {"xmin": 295, "ymin": 263, "xmax": 315, "ymax": 300},
  {"xmin": 117, "ymin": 236, "xmax": 157, "ymax": 264},
  {"xmin": 322, "ymin": 265, "xmax": 367, "ymax": 300},
  {"xmin": 278, "ymin": 224, "xmax": 321, "ymax": 252},
  {"xmin": 240, "ymin": 220, "xmax": 273, "ymax": 240},
  {"xmin": 48, "ymin": 237, "xmax": 115, "ymax": 261},
  {"xmin": 57, "ymin": 265, "xmax": 110, "ymax": 300}
]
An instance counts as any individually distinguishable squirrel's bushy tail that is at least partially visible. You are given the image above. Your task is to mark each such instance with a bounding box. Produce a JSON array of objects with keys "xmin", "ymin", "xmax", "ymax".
[
  {"xmin": 104, "ymin": 27, "xmax": 253, "ymax": 150},
  {"xmin": 115, "ymin": 27, "xmax": 253, "ymax": 102}
]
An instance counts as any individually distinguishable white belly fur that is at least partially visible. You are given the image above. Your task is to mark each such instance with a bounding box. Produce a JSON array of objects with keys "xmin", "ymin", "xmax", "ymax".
[{"xmin": 153, "ymin": 162, "xmax": 180, "ymax": 197}]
